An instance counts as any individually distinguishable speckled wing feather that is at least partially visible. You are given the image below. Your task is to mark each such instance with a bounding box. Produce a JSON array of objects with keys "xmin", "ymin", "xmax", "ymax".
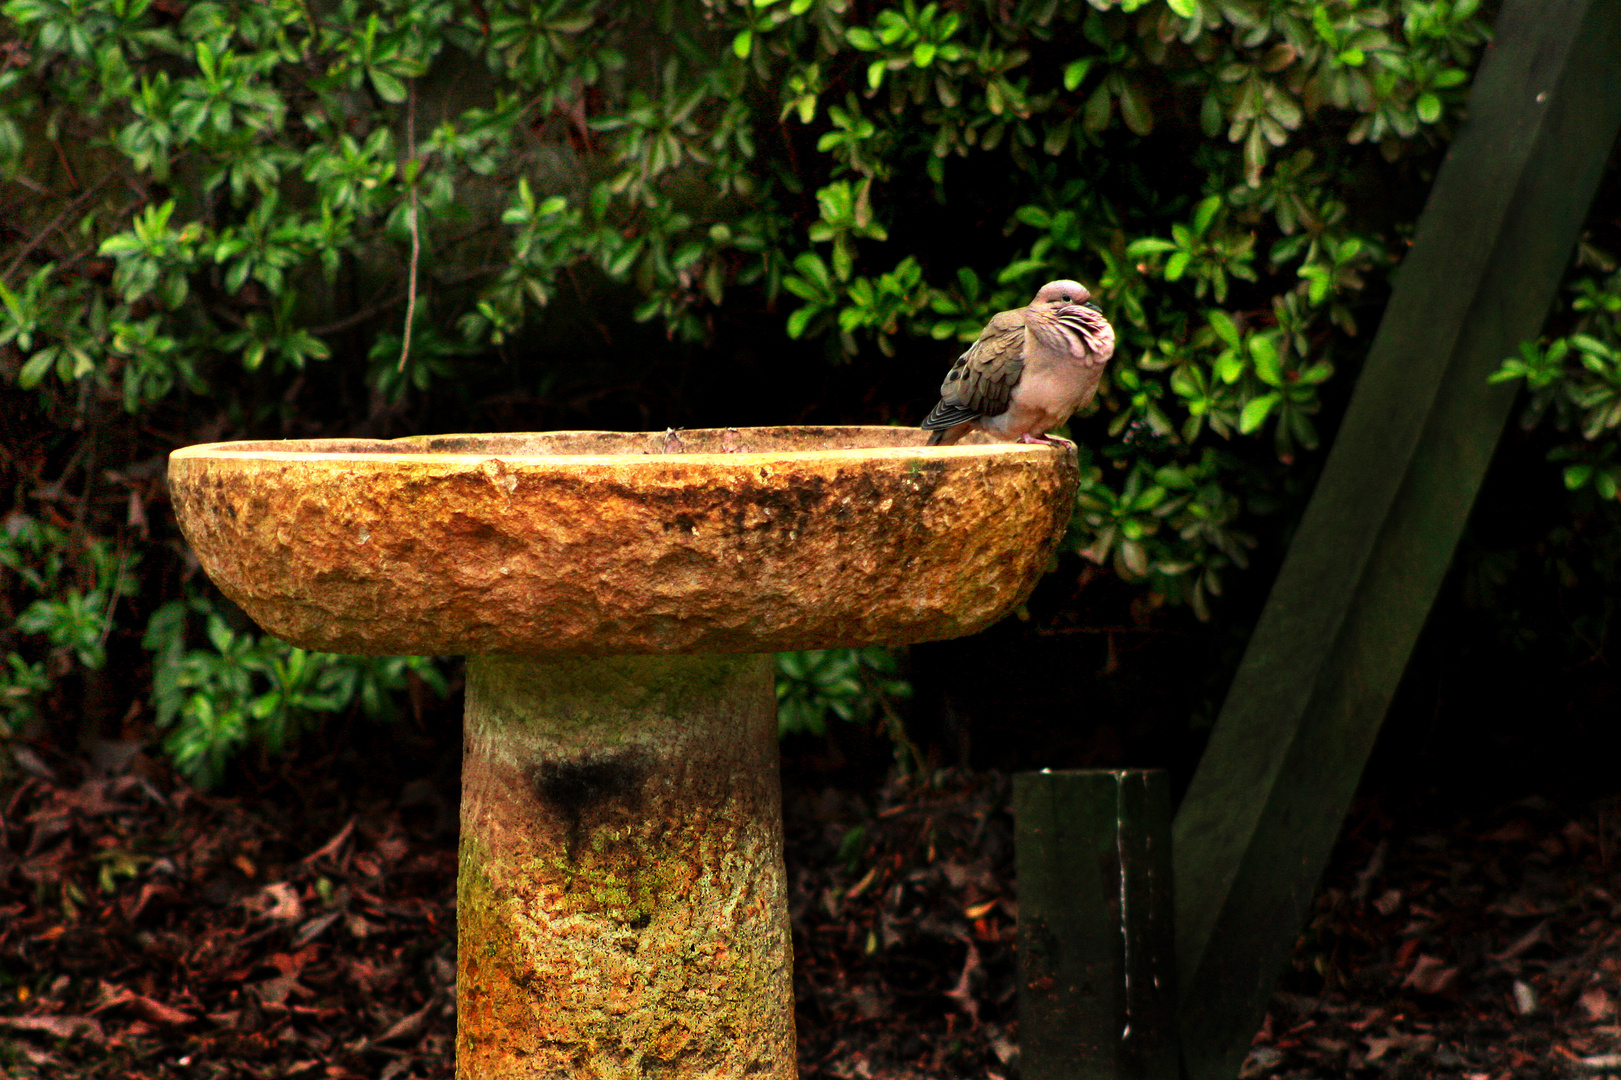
[{"xmin": 920, "ymin": 310, "xmax": 1026, "ymax": 434}]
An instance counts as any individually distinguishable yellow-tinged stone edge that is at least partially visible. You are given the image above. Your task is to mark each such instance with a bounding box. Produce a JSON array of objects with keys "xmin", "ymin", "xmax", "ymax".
[{"xmin": 167, "ymin": 427, "xmax": 1078, "ymax": 656}]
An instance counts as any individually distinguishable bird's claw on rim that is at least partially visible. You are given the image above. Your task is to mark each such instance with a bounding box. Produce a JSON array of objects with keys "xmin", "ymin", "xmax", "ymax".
[{"xmin": 1018, "ymin": 433, "xmax": 1070, "ymax": 446}]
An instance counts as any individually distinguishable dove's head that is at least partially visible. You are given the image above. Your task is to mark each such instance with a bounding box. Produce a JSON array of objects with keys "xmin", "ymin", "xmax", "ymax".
[
  {"xmin": 1028, "ymin": 280, "xmax": 1115, "ymax": 363},
  {"xmin": 1031, "ymin": 280, "xmax": 1092, "ymax": 309}
]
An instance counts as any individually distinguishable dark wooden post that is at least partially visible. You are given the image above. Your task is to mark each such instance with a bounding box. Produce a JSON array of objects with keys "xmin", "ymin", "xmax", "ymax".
[
  {"xmin": 1016, "ymin": 769, "xmax": 1178, "ymax": 1080},
  {"xmin": 1171, "ymin": 1, "xmax": 1621, "ymax": 1077}
]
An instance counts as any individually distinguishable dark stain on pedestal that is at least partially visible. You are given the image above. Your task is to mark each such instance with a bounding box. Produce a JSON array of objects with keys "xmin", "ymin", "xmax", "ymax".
[{"xmin": 530, "ymin": 749, "xmax": 647, "ymax": 859}]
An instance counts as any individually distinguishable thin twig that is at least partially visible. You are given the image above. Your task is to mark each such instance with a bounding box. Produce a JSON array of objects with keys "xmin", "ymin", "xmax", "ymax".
[
  {"xmin": 398, "ymin": 83, "xmax": 421, "ymax": 374},
  {"xmin": 8, "ymin": 173, "xmax": 50, "ymax": 195},
  {"xmin": 96, "ymin": 546, "xmax": 129, "ymax": 656},
  {"xmin": 436, "ymin": 218, "xmax": 503, "ymax": 255},
  {"xmin": 314, "ymin": 282, "xmax": 403, "ymax": 337},
  {"xmin": 2, "ymin": 178, "xmax": 109, "ymax": 285},
  {"xmin": 312, "ymin": 264, "xmax": 503, "ymax": 338},
  {"xmin": 50, "ymin": 136, "xmax": 82, "ymax": 192},
  {"xmin": 71, "ymin": 420, "xmax": 99, "ymax": 537}
]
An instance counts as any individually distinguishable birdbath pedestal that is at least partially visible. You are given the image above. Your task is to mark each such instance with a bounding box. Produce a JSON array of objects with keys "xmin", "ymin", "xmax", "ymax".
[{"xmin": 167, "ymin": 427, "xmax": 1078, "ymax": 1079}]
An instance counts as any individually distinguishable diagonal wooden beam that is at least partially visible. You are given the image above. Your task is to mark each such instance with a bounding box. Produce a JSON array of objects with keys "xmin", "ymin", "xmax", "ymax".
[{"xmin": 1170, "ymin": 1, "xmax": 1621, "ymax": 1076}]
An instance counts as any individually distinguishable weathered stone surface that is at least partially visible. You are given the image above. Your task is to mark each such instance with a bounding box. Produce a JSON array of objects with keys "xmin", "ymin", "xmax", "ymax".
[
  {"xmin": 167, "ymin": 426, "xmax": 1077, "ymax": 656},
  {"xmin": 166, "ymin": 425, "xmax": 1078, "ymax": 1077},
  {"xmin": 457, "ymin": 653, "xmax": 793, "ymax": 1080}
]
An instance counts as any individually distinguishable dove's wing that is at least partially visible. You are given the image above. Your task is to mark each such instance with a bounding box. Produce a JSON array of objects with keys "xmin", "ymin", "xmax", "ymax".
[{"xmin": 920, "ymin": 310, "xmax": 1026, "ymax": 432}]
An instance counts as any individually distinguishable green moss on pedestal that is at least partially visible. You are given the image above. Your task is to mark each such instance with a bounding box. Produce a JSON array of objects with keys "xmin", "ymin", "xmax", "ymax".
[{"xmin": 455, "ymin": 652, "xmax": 795, "ymax": 1079}]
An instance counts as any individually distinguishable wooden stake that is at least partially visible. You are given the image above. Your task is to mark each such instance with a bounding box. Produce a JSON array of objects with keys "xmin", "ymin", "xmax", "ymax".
[{"xmin": 1016, "ymin": 769, "xmax": 1177, "ymax": 1080}]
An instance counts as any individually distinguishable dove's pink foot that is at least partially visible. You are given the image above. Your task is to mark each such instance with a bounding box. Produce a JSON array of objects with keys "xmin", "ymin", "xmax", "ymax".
[{"xmin": 1018, "ymin": 432, "xmax": 1070, "ymax": 447}]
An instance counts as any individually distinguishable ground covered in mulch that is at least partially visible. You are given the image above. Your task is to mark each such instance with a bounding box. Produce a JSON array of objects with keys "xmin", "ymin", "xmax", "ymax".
[
  {"xmin": 0, "ymin": 736, "xmax": 1617, "ymax": 1079},
  {"xmin": 1245, "ymin": 793, "xmax": 1621, "ymax": 1080},
  {"xmin": 0, "ymin": 740, "xmax": 460, "ymax": 1080}
]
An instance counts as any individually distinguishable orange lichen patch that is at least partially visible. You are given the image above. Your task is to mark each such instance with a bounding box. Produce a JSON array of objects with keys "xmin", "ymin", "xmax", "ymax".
[
  {"xmin": 167, "ymin": 426, "xmax": 1078, "ymax": 656},
  {"xmin": 455, "ymin": 654, "xmax": 795, "ymax": 1080}
]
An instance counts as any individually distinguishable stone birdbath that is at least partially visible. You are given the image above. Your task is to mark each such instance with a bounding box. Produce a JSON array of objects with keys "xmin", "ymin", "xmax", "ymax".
[{"xmin": 167, "ymin": 426, "xmax": 1078, "ymax": 1079}]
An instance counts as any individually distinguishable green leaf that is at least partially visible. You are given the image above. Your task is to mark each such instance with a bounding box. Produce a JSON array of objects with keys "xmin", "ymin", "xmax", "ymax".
[
  {"xmin": 1083, "ymin": 81, "xmax": 1112, "ymax": 132},
  {"xmin": 846, "ymin": 27, "xmax": 878, "ymax": 50},
  {"xmin": 1165, "ymin": 250, "xmax": 1191, "ymax": 281},
  {"xmin": 606, "ymin": 239, "xmax": 643, "ymax": 278},
  {"xmin": 732, "ymin": 30, "xmax": 753, "ymax": 59},
  {"xmin": 1126, "ymin": 238, "xmax": 1178, "ymax": 257},
  {"xmin": 1415, "ymin": 92, "xmax": 1442, "ymax": 124},
  {"xmin": 1116, "ymin": 80, "xmax": 1153, "ymax": 136},
  {"xmin": 1016, "ymin": 205, "xmax": 1053, "ymax": 229},
  {"xmin": 1063, "ymin": 58, "xmax": 1094, "ymax": 91},
  {"xmin": 18, "ymin": 349, "xmax": 55, "ymax": 388},
  {"xmin": 1297, "ymin": 361, "xmax": 1334, "ymax": 385},
  {"xmin": 1564, "ymin": 463, "xmax": 1594, "ymax": 490},
  {"xmin": 1208, "ymin": 311, "xmax": 1240, "ymax": 347},
  {"xmin": 1249, "ymin": 333, "xmax": 1282, "ymax": 386},
  {"xmin": 98, "ymin": 234, "xmax": 143, "ymax": 256},
  {"xmin": 787, "ymin": 305, "xmax": 818, "ymax": 338},
  {"xmin": 831, "ymin": 236, "xmax": 853, "ymax": 281},
  {"xmin": 1239, "ymin": 392, "xmax": 1280, "ymax": 434},
  {"xmin": 853, "ymin": 177, "xmax": 876, "ymax": 229},
  {"xmin": 1192, "ymin": 195, "xmax": 1222, "ymax": 236},
  {"xmin": 1167, "ymin": 0, "xmax": 1200, "ymax": 15},
  {"xmin": 368, "ymin": 68, "xmax": 407, "ymax": 104},
  {"xmin": 1570, "ymin": 334, "xmax": 1613, "ymax": 360}
]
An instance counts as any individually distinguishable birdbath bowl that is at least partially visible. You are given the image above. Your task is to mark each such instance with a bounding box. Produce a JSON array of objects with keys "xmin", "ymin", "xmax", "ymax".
[{"xmin": 167, "ymin": 426, "xmax": 1078, "ymax": 1079}]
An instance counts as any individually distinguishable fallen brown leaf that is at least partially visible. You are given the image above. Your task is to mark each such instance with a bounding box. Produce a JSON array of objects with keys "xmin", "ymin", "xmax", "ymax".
[
  {"xmin": 0, "ymin": 1013, "xmax": 105, "ymax": 1042},
  {"xmin": 1402, "ymin": 954, "xmax": 1458, "ymax": 995},
  {"xmin": 1580, "ymin": 986, "xmax": 1614, "ymax": 1021},
  {"xmin": 128, "ymin": 994, "xmax": 196, "ymax": 1025},
  {"xmin": 300, "ymin": 817, "xmax": 356, "ymax": 866},
  {"xmin": 375, "ymin": 994, "xmax": 438, "ymax": 1044},
  {"xmin": 245, "ymin": 881, "xmax": 304, "ymax": 923}
]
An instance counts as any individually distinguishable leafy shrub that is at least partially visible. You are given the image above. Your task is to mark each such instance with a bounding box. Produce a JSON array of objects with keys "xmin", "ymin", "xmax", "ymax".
[
  {"xmin": 142, "ymin": 596, "xmax": 448, "ymax": 788},
  {"xmin": 1, "ymin": 513, "xmax": 138, "ymax": 733},
  {"xmin": 6, "ymin": 0, "xmax": 1614, "ymax": 781},
  {"xmin": 776, "ymin": 647, "xmax": 911, "ymax": 737},
  {"xmin": 1493, "ymin": 243, "xmax": 1621, "ymax": 500}
]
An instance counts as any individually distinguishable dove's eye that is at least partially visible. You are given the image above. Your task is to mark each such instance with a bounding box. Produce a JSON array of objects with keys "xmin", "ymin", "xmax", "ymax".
[{"xmin": 1059, "ymin": 293, "xmax": 1072, "ymax": 302}]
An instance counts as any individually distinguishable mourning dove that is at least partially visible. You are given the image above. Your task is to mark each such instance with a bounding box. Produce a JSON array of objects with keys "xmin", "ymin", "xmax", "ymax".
[{"xmin": 921, "ymin": 279, "xmax": 1116, "ymax": 446}]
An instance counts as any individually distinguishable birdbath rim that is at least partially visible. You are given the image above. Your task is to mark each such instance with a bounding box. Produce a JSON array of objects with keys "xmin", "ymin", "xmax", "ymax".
[
  {"xmin": 168, "ymin": 424, "xmax": 1060, "ymax": 466},
  {"xmin": 166, "ymin": 425, "xmax": 1080, "ymax": 657}
]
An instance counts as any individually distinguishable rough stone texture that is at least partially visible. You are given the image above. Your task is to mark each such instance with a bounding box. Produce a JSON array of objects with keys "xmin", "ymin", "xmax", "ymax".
[
  {"xmin": 457, "ymin": 653, "xmax": 793, "ymax": 1080},
  {"xmin": 166, "ymin": 426, "xmax": 1078, "ymax": 656},
  {"xmin": 165, "ymin": 425, "xmax": 1080, "ymax": 1078}
]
